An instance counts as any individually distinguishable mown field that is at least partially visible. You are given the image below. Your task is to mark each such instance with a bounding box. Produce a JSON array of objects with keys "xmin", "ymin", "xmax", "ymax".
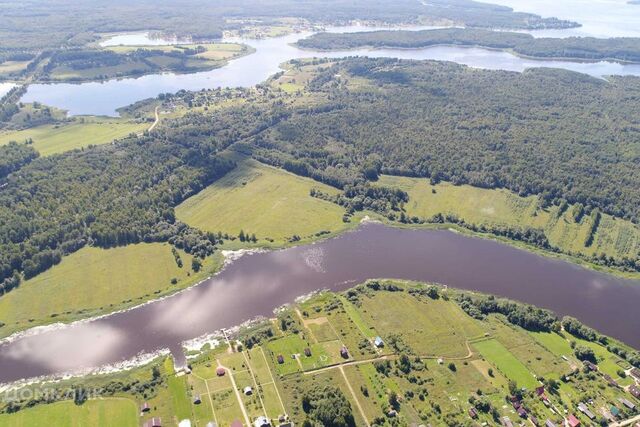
[
  {"xmin": 0, "ymin": 118, "xmax": 147, "ymax": 156},
  {"xmin": 176, "ymin": 157, "xmax": 358, "ymax": 245},
  {"xmin": 0, "ymin": 243, "xmax": 215, "ymax": 337},
  {"xmin": 378, "ymin": 175, "xmax": 640, "ymax": 264},
  {"xmin": 0, "ymin": 399, "xmax": 138, "ymax": 426},
  {"xmin": 1, "ymin": 280, "xmax": 639, "ymax": 427}
]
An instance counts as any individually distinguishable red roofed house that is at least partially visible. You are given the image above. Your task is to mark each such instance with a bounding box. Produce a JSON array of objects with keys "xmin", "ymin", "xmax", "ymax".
[
  {"xmin": 567, "ymin": 414, "xmax": 580, "ymax": 427},
  {"xmin": 216, "ymin": 367, "xmax": 225, "ymax": 376}
]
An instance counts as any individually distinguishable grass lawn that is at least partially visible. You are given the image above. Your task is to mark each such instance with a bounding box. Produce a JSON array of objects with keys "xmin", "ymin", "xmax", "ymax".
[
  {"xmin": 0, "ymin": 398, "xmax": 138, "ymax": 427},
  {"xmin": 359, "ymin": 291, "xmax": 484, "ymax": 357},
  {"xmin": 176, "ymin": 157, "xmax": 354, "ymax": 244},
  {"xmin": 0, "ymin": 243, "xmax": 215, "ymax": 337},
  {"xmin": 473, "ymin": 339, "xmax": 539, "ymax": 390},
  {"xmin": 377, "ymin": 175, "xmax": 640, "ymax": 265},
  {"xmin": 0, "ymin": 118, "xmax": 147, "ymax": 156}
]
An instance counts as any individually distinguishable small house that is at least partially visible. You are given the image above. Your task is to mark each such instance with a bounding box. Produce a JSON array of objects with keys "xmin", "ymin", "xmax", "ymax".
[
  {"xmin": 630, "ymin": 367, "xmax": 640, "ymax": 380},
  {"xmin": 610, "ymin": 406, "xmax": 620, "ymax": 418},
  {"xmin": 141, "ymin": 402, "xmax": 150, "ymax": 413},
  {"xmin": 244, "ymin": 386, "xmax": 253, "ymax": 396},
  {"xmin": 193, "ymin": 394, "xmax": 201, "ymax": 405},
  {"xmin": 387, "ymin": 409, "xmax": 397, "ymax": 418},
  {"xmin": 277, "ymin": 354, "xmax": 284, "ymax": 364},
  {"xmin": 501, "ymin": 416, "xmax": 513, "ymax": 427},
  {"xmin": 577, "ymin": 403, "xmax": 595, "ymax": 420},
  {"xmin": 374, "ymin": 336, "xmax": 384, "ymax": 348},
  {"xmin": 231, "ymin": 421, "xmax": 243, "ymax": 427},
  {"xmin": 530, "ymin": 415, "xmax": 539, "ymax": 426},
  {"xmin": 468, "ymin": 407, "xmax": 478, "ymax": 419},
  {"xmin": 545, "ymin": 420, "xmax": 556, "ymax": 427},
  {"xmin": 143, "ymin": 418, "xmax": 162, "ymax": 427},
  {"xmin": 340, "ymin": 346, "xmax": 349, "ymax": 359},
  {"xmin": 535, "ymin": 386, "xmax": 545, "ymax": 396},
  {"xmin": 437, "ymin": 358, "xmax": 444, "ymax": 365},
  {"xmin": 629, "ymin": 384, "xmax": 640, "ymax": 399},
  {"xmin": 517, "ymin": 406, "xmax": 527, "ymax": 418},
  {"xmin": 583, "ymin": 361, "xmax": 597, "ymax": 371},
  {"xmin": 304, "ymin": 348, "xmax": 312, "ymax": 357},
  {"xmin": 178, "ymin": 421, "xmax": 191, "ymax": 427},
  {"xmin": 216, "ymin": 367, "xmax": 226, "ymax": 376},
  {"xmin": 254, "ymin": 416, "xmax": 270, "ymax": 427},
  {"xmin": 604, "ymin": 374, "xmax": 618, "ymax": 387},
  {"xmin": 206, "ymin": 422, "xmax": 217, "ymax": 427},
  {"xmin": 567, "ymin": 414, "xmax": 580, "ymax": 427},
  {"xmin": 619, "ymin": 397, "xmax": 636, "ymax": 409}
]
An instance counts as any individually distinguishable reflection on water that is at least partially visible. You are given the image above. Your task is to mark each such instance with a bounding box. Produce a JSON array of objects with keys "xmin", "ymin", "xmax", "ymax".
[
  {"xmin": 22, "ymin": 23, "xmax": 640, "ymax": 116},
  {"xmin": 0, "ymin": 83, "xmax": 16, "ymax": 98},
  {"xmin": 99, "ymin": 32, "xmax": 196, "ymax": 47},
  {"xmin": 0, "ymin": 223, "xmax": 638, "ymax": 385},
  {"xmin": 490, "ymin": 0, "xmax": 640, "ymax": 38}
]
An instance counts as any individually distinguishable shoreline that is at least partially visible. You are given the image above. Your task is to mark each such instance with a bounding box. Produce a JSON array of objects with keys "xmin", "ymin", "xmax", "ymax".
[{"xmin": 1, "ymin": 214, "xmax": 636, "ymax": 343}]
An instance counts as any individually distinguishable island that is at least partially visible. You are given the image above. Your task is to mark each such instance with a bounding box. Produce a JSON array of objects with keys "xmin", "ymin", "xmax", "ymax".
[{"xmin": 297, "ymin": 27, "xmax": 640, "ymax": 63}]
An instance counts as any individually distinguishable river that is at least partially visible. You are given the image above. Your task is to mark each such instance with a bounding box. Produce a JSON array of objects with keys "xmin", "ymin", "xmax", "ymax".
[
  {"xmin": 0, "ymin": 223, "xmax": 638, "ymax": 385},
  {"xmin": 20, "ymin": 21, "xmax": 640, "ymax": 116}
]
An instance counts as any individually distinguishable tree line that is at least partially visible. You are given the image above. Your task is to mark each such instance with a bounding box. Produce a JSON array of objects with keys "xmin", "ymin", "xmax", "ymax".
[{"xmin": 298, "ymin": 28, "xmax": 640, "ymax": 63}]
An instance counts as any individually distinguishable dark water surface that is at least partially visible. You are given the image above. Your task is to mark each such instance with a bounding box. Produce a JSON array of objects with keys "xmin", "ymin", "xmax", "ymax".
[{"xmin": 0, "ymin": 223, "xmax": 638, "ymax": 385}]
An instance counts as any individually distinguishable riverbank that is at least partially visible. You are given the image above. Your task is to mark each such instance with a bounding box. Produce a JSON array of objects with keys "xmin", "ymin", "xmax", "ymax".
[{"xmin": 1, "ymin": 280, "xmax": 638, "ymax": 426}]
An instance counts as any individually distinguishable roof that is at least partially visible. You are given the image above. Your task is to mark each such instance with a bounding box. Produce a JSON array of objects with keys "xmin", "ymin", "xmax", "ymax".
[
  {"xmin": 545, "ymin": 420, "xmax": 556, "ymax": 427},
  {"xmin": 502, "ymin": 417, "xmax": 513, "ymax": 427},
  {"xmin": 568, "ymin": 414, "xmax": 580, "ymax": 427},
  {"xmin": 254, "ymin": 416, "xmax": 270, "ymax": 427},
  {"xmin": 620, "ymin": 397, "xmax": 636, "ymax": 409},
  {"xmin": 578, "ymin": 403, "xmax": 595, "ymax": 419},
  {"xmin": 231, "ymin": 421, "xmax": 243, "ymax": 427},
  {"xmin": 216, "ymin": 367, "xmax": 225, "ymax": 376},
  {"xmin": 610, "ymin": 406, "xmax": 620, "ymax": 416},
  {"xmin": 206, "ymin": 423, "xmax": 217, "ymax": 427},
  {"xmin": 629, "ymin": 384, "xmax": 640, "ymax": 398},
  {"xmin": 374, "ymin": 336, "xmax": 384, "ymax": 345},
  {"xmin": 630, "ymin": 367, "xmax": 640, "ymax": 379}
]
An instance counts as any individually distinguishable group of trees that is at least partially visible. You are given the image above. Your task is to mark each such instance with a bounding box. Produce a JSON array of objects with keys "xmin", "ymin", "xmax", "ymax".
[
  {"xmin": 0, "ymin": 142, "xmax": 38, "ymax": 179},
  {"xmin": 457, "ymin": 293, "xmax": 557, "ymax": 332},
  {"xmin": 301, "ymin": 385, "xmax": 355, "ymax": 427},
  {"xmin": 299, "ymin": 28, "xmax": 640, "ymax": 63}
]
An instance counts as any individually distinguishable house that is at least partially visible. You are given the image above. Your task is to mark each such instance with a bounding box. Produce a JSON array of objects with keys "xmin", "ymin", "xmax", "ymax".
[
  {"xmin": 630, "ymin": 367, "xmax": 640, "ymax": 381},
  {"xmin": 193, "ymin": 394, "xmax": 201, "ymax": 405},
  {"xmin": 140, "ymin": 402, "xmax": 150, "ymax": 412},
  {"xmin": 178, "ymin": 421, "xmax": 191, "ymax": 427},
  {"xmin": 206, "ymin": 423, "xmax": 217, "ymax": 427},
  {"xmin": 244, "ymin": 386, "xmax": 253, "ymax": 396},
  {"xmin": 610, "ymin": 406, "xmax": 621, "ymax": 418},
  {"xmin": 577, "ymin": 403, "xmax": 595, "ymax": 420},
  {"xmin": 535, "ymin": 386, "xmax": 545, "ymax": 396},
  {"xmin": 530, "ymin": 415, "xmax": 539, "ymax": 426},
  {"xmin": 304, "ymin": 348, "xmax": 312, "ymax": 357},
  {"xmin": 604, "ymin": 374, "xmax": 619, "ymax": 387},
  {"xmin": 387, "ymin": 409, "xmax": 397, "ymax": 418},
  {"xmin": 340, "ymin": 346, "xmax": 349, "ymax": 359},
  {"xmin": 231, "ymin": 421, "xmax": 243, "ymax": 427},
  {"xmin": 143, "ymin": 418, "xmax": 162, "ymax": 427},
  {"xmin": 619, "ymin": 397, "xmax": 636, "ymax": 409},
  {"xmin": 583, "ymin": 361, "xmax": 597, "ymax": 371},
  {"xmin": 629, "ymin": 384, "xmax": 640, "ymax": 399},
  {"xmin": 254, "ymin": 416, "xmax": 270, "ymax": 427},
  {"xmin": 468, "ymin": 407, "xmax": 478, "ymax": 419},
  {"xmin": 216, "ymin": 367, "xmax": 226, "ymax": 376},
  {"xmin": 517, "ymin": 406, "xmax": 527, "ymax": 418},
  {"xmin": 277, "ymin": 354, "xmax": 284, "ymax": 364},
  {"xmin": 501, "ymin": 416, "xmax": 513, "ymax": 427},
  {"xmin": 374, "ymin": 336, "xmax": 384, "ymax": 348},
  {"xmin": 567, "ymin": 414, "xmax": 580, "ymax": 427},
  {"xmin": 545, "ymin": 419, "xmax": 556, "ymax": 427}
]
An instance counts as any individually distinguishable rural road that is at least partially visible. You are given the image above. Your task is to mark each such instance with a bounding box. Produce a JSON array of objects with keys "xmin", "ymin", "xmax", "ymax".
[{"xmin": 148, "ymin": 106, "xmax": 159, "ymax": 132}]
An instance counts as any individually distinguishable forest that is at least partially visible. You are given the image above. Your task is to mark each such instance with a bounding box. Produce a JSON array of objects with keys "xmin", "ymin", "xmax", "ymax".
[
  {"xmin": 2, "ymin": 56, "xmax": 640, "ymax": 293},
  {"xmin": 0, "ymin": 0, "xmax": 577, "ymax": 53},
  {"xmin": 298, "ymin": 28, "xmax": 640, "ymax": 63}
]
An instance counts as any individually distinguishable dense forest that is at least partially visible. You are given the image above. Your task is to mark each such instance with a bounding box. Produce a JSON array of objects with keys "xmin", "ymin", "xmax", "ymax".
[
  {"xmin": 298, "ymin": 28, "xmax": 640, "ymax": 63},
  {"xmin": 251, "ymin": 58, "xmax": 640, "ymax": 225},
  {"xmin": 0, "ymin": 0, "xmax": 577, "ymax": 52}
]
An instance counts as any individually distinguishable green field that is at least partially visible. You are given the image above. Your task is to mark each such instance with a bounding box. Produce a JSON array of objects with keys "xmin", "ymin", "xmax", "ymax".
[
  {"xmin": 0, "ymin": 243, "xmax": 214, "ymax": 336},
  {"xmin": 176, "ymin": 157, "xmax": 357, "ymax": 244},
  {"xmin": 473, "ymin": 338, "xmax": 539, "ymax": 389},
  {"xmin": 378, "ymin": 175, "xmax": 640, "ymax": 264},
  {"xmin": 0, "ymin": 118, "xmax": 147, "ymax": 156},
  {"xmin": 0, "ymin": 399, "xmax": 138, "ymax": 427}
]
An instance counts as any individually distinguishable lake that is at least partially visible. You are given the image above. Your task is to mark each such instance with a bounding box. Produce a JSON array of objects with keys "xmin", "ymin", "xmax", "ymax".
[
  {"xmin": 21, "ymin": 23, "xmax": 640, "ymax": 116},
  {"xmin": 0, "ymin": 83, "xmax": 16, "ymax": 98},
  {"xmin": 0, "ymin": 222, "xmax": 638, "ymax": 385}
]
